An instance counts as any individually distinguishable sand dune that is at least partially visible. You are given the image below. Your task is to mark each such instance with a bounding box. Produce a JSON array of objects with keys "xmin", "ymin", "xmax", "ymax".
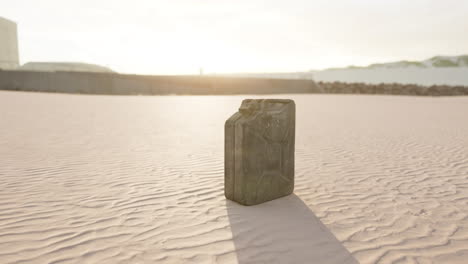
[{"xmin": 1, "ymin": 91, "xmax": 468, "ymax": 263}]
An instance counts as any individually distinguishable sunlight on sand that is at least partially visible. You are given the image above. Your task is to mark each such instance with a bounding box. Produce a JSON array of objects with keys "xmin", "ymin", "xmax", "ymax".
[{"xmin": 1, "ymin": 91, "xmax": 468, "ymax": 263}]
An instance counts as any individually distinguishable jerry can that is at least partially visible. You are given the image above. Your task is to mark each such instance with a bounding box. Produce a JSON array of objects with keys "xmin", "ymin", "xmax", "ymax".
[{"xmin": 225, "ymin": 99, "xmax": 295, "ymax": 205}]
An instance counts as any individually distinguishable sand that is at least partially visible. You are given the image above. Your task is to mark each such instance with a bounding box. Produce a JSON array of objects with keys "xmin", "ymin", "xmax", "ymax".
[{"xmin": 1, "ymin": 91, "xmax": 468, "ymax": 264}]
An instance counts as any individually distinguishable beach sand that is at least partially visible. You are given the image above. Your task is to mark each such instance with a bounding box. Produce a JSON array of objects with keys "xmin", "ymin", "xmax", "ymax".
[{"xmin": 1, "ymin": 91, "xmax": 468, "ymax": 263}]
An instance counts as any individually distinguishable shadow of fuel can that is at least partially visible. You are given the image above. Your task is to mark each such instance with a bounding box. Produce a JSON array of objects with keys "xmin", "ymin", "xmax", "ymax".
[{"xmin": 225, "ymin": 99, "xmax": 295, "ymax": 205}]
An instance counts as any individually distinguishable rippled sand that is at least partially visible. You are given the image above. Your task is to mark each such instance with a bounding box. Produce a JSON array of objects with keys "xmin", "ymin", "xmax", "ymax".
[{"xmin": 1, "ymin": 91, "xmax": 468, "ymax": 264}]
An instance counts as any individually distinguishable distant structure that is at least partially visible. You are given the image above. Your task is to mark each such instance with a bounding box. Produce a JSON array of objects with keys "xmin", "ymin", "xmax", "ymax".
[
  {"xmin": 20, "ymin": 62, "xmax": 114, "ymax": 73},
  {"xmin": 0, "ymin": 17, "xmax": 19, "ymax": 70}
]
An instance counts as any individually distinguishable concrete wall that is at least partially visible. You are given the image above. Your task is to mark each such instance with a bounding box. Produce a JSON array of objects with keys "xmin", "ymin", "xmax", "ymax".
[
  {"xmin": 0, "ymin": 17, "xmax": 19, "ymax": 70},
  {"xmin": 0, "ymin": 70, "xmax": 323, "ymax": 95}
]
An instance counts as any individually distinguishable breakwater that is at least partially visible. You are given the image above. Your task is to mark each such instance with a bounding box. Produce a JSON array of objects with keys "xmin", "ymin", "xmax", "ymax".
[
  {"xmin": 1, "ymin": 70, "xmax": 467, "ymax": 96},
  {"xmin": 0, "ymin": 70, "xmax": 321, "ymax": 95},
  {"xmin": 318, "ymin": 81, "xmax": 468, "ymax": 96}
]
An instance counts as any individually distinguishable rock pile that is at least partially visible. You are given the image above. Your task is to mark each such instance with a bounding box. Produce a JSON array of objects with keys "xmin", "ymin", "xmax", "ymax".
[{"xmin": 318, "ymin": 81, "xmax": 468, "ymax": 96}]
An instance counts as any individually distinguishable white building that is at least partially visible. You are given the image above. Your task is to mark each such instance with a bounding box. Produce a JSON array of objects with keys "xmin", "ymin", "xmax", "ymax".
[{"xmin": 0, "ymin": 17, "xmax": 19, "ymax": 70}]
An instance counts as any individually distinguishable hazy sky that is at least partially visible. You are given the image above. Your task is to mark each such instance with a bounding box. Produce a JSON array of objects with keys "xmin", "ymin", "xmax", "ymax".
[{"xmin": 1, "ymin": 0, "xmax": 468, "ymax": 74}]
